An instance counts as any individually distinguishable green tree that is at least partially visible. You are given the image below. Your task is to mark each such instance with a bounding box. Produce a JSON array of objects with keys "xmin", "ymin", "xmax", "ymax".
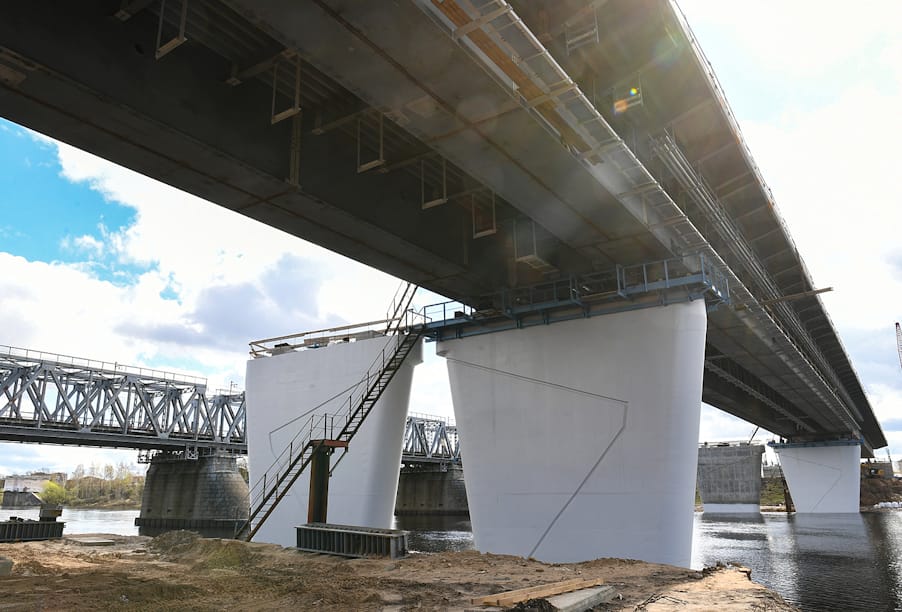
[{"xmin": 41, "ymin": 481, "xmax": 69, "ymax": 506}]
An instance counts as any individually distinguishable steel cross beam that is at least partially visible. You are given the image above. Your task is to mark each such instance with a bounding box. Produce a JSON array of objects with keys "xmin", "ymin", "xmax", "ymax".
[{"xmin": 0, "ymin": 346, "xmax": 246, "ymax": 452}]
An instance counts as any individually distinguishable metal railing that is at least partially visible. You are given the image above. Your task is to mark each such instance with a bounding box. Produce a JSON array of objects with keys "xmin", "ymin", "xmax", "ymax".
[{"xmin": 0, "ymin": 344, "xmax": 206, "ymax": 386}]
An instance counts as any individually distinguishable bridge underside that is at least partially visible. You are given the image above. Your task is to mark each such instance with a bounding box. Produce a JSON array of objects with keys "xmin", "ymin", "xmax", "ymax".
[{"xmin": 0, "ymin": 1, "xmax": 884, "ymax": 452}]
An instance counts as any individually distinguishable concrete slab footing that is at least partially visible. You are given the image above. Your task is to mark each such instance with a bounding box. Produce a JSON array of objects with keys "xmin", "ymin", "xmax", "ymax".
[
  {"xmin": 246, "ymin": 335, "xmax": 422, "ymax": 546},
  {"xmin": 438, "ymin": 301, "xmax": 707, "ymax": 566},
  {"xmin": 697, "ymin": 443, "xmax": 764, "ymax": 513},
  {"xmin": 771, "ymin": 439, "xmax": 861, "ymax": 513}
]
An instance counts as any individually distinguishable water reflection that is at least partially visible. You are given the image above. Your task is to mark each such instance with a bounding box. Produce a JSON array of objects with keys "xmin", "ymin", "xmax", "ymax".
[
  {"xmin": 393, "ymin": 515, "xmax": 473, "ymax": 553},
  {"xmin": 693, "ymin": 512, "xmax": 902, "ymax": 612},
  {"xmin": 0, "ymin": 507, "xmax": 139, "ymax": 536}
]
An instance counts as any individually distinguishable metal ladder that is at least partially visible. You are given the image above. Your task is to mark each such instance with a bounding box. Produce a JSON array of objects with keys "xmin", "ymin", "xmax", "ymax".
[{"xmin": 236, "ymin": 284, "xmax": 420, "ymax": 541}]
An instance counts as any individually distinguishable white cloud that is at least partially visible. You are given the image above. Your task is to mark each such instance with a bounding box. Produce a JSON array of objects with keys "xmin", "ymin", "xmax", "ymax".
[
  {"xmin": 63, "ymin": 233, "xmax": 105, "ymax": 257},
  {"xmin": 740, "ymin": 84, "xmax": 902, "ymax": 333},
  {"xmin": 678, "ymin": 0, "xmax": 902, "ymax": 80},
  {"xmin": 679, "ymin": 0, "xmax": 902, "ymax": 455}
]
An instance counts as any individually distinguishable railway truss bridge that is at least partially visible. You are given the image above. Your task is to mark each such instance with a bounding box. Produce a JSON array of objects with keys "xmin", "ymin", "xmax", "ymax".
[{"xmin": 0, "ymin": 343, "xmax": 460, "ymax": 465}]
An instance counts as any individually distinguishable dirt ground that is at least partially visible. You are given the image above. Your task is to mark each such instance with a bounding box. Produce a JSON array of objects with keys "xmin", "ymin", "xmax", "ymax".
[{"xmin": 0, "ymin": 532, "xmax": 797, "ymax": 611}]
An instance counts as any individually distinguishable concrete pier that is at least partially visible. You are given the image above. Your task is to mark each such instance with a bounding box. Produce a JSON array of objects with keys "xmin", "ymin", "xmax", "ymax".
[
  {"xmin": 697, "ymin": 443, "xmax": 764, "ymax": 513},
  {"xmin": 0, "ymin": 491, "xmax": 42, "ymax": 508},
  {"xmin": 246, "ymin": 334, "xmax": 422, "ymax": 547},
  {"xmin": 395, "ymin": 464, "xmax": 468, "ymax": 516},
  {"xmin": 135, "ymin": 452, "xmax": 248, "ymax": 538},
  {"xmin": 438, "ymin": 301, "xmax": 707, "ymax": 566},
  {"xmin": 771, "ymin": 439, "xmax": 861, "ymax": 513}
]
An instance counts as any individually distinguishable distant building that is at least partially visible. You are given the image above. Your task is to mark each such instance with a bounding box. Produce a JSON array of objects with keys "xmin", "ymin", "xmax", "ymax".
[{"xmin": 2, "ymin": 472, "xmax": 66, "ymax": 492}]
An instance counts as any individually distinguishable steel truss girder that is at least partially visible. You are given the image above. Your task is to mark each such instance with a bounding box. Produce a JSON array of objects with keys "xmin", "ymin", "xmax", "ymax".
[
  {"xmin": 0, "ymin": 347, "xmax": 246, "ymax": 452},
  {"xmin": 402, "ymin": 415, "xmax": 460, "ymax": 464}
]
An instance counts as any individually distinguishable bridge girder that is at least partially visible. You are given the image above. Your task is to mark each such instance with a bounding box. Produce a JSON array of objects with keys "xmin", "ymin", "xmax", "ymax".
[{"xmin": 0, "ymin": 0, "xmax": 885, "ymax": 452}]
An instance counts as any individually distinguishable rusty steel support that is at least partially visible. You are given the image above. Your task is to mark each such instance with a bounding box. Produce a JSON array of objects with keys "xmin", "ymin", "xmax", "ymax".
[{"xmin": 306, "ymin": 440, "xmax": 347, "ymax": 524}]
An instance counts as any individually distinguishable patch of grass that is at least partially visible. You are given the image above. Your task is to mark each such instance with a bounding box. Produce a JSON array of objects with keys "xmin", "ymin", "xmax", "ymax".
[{"xmin": 760, "ymin": 478, "xmax": 787, "ymax": 506}]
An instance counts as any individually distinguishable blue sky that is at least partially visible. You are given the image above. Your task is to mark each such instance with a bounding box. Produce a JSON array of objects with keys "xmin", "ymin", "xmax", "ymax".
[
  {"xmin": 0, "ymin": 127, "xmax": 141, "ymax": 281},
  {"xmin": 1, "ymin": 1, "xmax": 901, "ymax": 476}
]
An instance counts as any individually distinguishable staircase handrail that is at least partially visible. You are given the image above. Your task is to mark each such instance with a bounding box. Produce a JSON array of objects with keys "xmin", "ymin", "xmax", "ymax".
[
  {"xmin": 386, "ymin": 282, "xmax": 419, "ymax": 333},
  {"xmin": 244, "ymin": 410, "xmax": 340, "ymax": 509}
]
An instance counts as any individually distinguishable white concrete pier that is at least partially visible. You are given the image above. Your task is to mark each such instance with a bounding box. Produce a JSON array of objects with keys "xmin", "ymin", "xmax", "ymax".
[
  {"xmin": 245, "ymin": 335, "xmax": 422, "ymax": 546},
  {"xmin": 437, "ymin": 301, "xmax": 708, "ymax": 567},
  {"xmin": 772, "ymin": 440, "xmax": 861, "ymax": 513}
]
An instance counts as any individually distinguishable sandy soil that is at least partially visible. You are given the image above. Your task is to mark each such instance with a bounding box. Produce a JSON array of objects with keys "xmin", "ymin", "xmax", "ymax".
[{"xmin": 0, "ymin": 532, "xmax": 797, "ymax": 611}]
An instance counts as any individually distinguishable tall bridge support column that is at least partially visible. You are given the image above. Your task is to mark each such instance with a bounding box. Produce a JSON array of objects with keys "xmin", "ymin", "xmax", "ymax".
[
  {"xmin": 437, "ymin": 301, "xmax": 707, "ymax": 566},
  {"xmin": 771, "ymin": 440, "xmax": 861, "ymax": 513},
  {"xmin": 135, "ymin": 451, "xmax": 249, "ymax": 538},
  {"xmin": 697, "ymin": 444, "xmax": 765, "ymax": 513},
  {"xmin": 245, "ymin": 335, "xmax": 422, "ymax": 547}
]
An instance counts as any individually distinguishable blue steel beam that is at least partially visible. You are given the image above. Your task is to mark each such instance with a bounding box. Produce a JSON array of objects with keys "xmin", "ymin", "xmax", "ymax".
[{"xmin": 419, "ymin": 253, "xmax": 727, "ymax": 341}]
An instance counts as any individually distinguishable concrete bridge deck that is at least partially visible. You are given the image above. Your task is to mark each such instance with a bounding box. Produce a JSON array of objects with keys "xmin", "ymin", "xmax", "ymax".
[{"xmin": 0, "ymin": 0, "xmax": 883, "ymax": 452}]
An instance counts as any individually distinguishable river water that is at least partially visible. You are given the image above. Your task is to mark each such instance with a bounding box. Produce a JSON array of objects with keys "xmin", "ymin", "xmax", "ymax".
[{"xmin": 4, "ymin": 508, "xmax": 901, "ymax": 611}]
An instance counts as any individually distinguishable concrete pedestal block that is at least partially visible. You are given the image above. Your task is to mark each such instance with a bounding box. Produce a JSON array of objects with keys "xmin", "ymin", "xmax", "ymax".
[
  {"xmin": 772, "ymin": 440, "xmax": 861, "ymax": 513},
  {"xmin": 438, "ymin": 301, "xmax": 707, "ymax": 566},
  {"xmin": 136, "ymin": 452, "xmax": 249, "ymax": 538},
  {"xmin": 0, "ymin": 556, "xmax": 12, "ymax": 576},
  {"xmin": 246, "ymin": 335, "xmax": 422, "ymax": 546},
  {"xmin": 697, "ymin": 444, "xmax": 764, "ymax": 513}
]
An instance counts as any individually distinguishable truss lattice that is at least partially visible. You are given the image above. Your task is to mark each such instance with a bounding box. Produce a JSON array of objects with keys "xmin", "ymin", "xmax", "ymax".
[
  {"xmin": 402, "ymin": 413, "xmax": 460, "ymax": 465},
  {"xmin": 0, "ymin": 345, "xmax": 245, "ymax": 452}
]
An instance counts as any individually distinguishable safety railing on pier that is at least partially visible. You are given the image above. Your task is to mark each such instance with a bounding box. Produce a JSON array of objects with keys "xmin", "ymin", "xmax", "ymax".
[
  {"xmin": 248, "ymin": 319, "xmax": 397, "ymax": 358},
  {"xmin": 415, "ymin": 253, "xmax": 728, "ymax": 341}
]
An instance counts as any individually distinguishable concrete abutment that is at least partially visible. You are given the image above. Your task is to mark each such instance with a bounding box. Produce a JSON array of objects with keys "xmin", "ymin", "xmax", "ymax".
[
  {"xmin": 438, "ymin": 301, "xmax": 708, "ymax": 566},
  {"xmin": 697, "ymin": 444, "xmax": 764, "ymax": 513}
]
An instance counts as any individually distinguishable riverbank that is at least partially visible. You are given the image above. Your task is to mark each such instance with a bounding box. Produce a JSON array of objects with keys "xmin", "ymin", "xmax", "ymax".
[{"xmin": 0, "ymin": 531, "xmax": 797, "ymax": 611}]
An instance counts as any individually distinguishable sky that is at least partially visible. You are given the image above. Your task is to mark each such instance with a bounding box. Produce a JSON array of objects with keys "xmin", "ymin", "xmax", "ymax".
[{"xmin": 1, "ymin": 1, "xmax": 901, "ymax": 476}]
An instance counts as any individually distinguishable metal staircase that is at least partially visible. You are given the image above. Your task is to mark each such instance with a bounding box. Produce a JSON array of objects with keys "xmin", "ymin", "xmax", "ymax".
[{"xmin": 236, "ymin": 283, "xmax": 420, "ymax": 541}]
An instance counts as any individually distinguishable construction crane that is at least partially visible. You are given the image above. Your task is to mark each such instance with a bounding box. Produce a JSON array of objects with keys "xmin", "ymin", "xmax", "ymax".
[{"xmin": 896, "ymin": 322, "xmax": 902, "ymax": 372}]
